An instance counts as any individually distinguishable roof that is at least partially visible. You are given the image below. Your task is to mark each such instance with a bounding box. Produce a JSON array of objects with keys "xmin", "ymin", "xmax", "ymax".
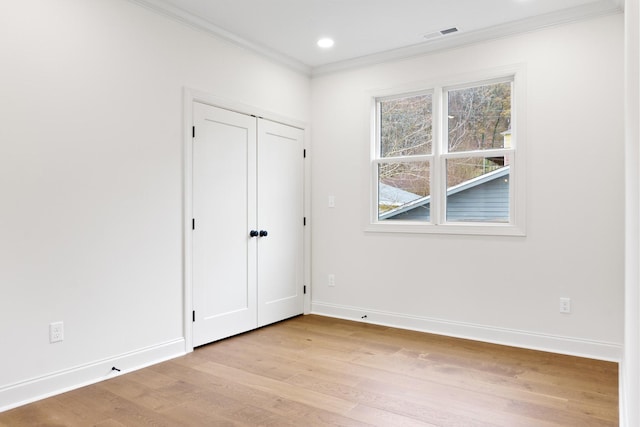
[
  {"xmin": 379, "ymin": 166, "xmax": 510, "ymax": 220},
  {"xmin": 379, "ymin": 182, "xmax": 423, "ymax": 206}
]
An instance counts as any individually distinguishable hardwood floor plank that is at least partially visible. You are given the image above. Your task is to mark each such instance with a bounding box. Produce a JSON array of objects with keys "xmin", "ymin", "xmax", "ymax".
[
  {"xmin": 193, "ymin": 360, "xmax": 359, "ymax": 415},
  {"xmin": 154, "ymin": 355, "xmax": 370, "ymax": 426},
  {"xmin": 92, "ymin": 419, "xmax": 128, "ymax": 427},
  {"xmin": 346, "ymin": 404, "xmax": 440, "ymax": 427},
  {"xmin": 0, "ymin": 315, "xmax": 618, "ymax": 426},
  {"xmin": 283, "ymin": 371, "xmax": 502, "ymax": 427}
]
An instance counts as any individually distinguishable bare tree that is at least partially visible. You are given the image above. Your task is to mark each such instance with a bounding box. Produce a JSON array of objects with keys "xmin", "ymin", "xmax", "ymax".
[{"xmin": 378, "ymin": 81, "xmax": 511, "ymax": 213}]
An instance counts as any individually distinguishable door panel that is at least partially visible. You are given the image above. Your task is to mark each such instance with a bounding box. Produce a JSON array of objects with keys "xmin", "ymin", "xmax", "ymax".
[
  {"xmin": 257, "ymin": 119, "xmax": 304, "ymax": 326},
  {"xmin": 192, "ymin": 103, "xmax": 257, "ymax": 347}
]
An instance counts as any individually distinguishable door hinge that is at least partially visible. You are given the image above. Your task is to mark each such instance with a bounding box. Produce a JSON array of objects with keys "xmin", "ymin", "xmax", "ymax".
[
  {"xmin": 303, "ymin": 285, "xmax": 307, "ymax": 294},
  {"xmin": 303, "ymin": 217, "xmax": 306, "ymax": 226},
  {"xmin": 192, "ymin": 126, "xmax": 195, "ymax": 138},
  {"xmin": 192, "ymin": 218, "xmax": 195, "ymax": 230},
  {"xmin": 303, "ymin": 149, "xmax": 306, "ymax": 158},
  {"xmin": 192, "ymin": 310, "xmax": 195, "ymax": 322}
]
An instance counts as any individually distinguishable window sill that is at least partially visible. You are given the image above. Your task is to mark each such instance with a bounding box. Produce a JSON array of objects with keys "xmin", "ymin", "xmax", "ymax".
[{"xmin": 364, "ymin": 221, "xmax": 525, "ymax": 237}]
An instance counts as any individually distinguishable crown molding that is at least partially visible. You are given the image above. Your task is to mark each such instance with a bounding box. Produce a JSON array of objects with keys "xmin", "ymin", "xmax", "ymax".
[
  {"xmin": 127, "ymin": 0, "xmax": 312, "ymax": 76},
  {"xmin": 312, "ymin": 0, "xmax": 624, "ymax": 76},
  {"xmin": 127, "ymin": 0, "xmax": 622, "ymax": 79}
]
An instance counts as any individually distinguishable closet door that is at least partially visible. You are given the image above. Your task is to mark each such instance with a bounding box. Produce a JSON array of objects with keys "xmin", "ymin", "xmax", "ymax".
[
  {"xmin": 192, "ymin": 102, "xmax": 257, "ymax": 347},
  {"xmin": 256, "ymin": 119, "xmax": 304, "ymax": 326}
]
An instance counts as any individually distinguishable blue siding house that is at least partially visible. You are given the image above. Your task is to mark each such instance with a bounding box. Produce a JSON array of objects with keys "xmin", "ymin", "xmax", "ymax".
[{"xmin": 380, "ymin": 166, "xmax": 510, "ymax": 222}]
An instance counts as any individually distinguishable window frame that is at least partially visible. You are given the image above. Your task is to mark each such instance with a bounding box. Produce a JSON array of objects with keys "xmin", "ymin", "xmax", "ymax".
[{"xmin": 367, "ymin": 67, "xmax": 525, "ymax": 236}]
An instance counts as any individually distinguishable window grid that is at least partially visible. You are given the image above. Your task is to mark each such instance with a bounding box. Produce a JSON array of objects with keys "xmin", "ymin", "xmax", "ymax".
[{"xmin": 371, "ymin": 74, "xmax": 521, "ymax": 235}]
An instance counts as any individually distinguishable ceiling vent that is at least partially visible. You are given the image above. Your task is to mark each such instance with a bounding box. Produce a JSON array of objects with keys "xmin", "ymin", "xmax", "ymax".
[
  {"xmin": 423, "ymin": 27, "xmax": 460, "ymax": 41},
  {"xmin": 440, "ymin": 27, "xmax": 459, "ymax": 36}
]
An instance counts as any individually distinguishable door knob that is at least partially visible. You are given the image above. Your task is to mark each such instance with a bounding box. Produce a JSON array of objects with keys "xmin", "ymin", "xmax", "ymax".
[
  {"xmin": 249, "ymin": 230, "xmax": 259, "ymax": 237},
  {"xmin": 259, "ymin": 230, "xmax": 268, "ymax": 237}
]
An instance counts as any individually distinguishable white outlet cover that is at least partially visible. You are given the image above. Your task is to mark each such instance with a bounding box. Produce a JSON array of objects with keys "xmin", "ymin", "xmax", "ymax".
[{"xmin": 49, "ymin": 321, "xmax": 64, "ymax": 343}]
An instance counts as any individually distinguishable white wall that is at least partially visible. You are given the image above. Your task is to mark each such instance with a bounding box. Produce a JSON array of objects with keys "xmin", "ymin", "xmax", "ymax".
[
  {"xmin": 310, "ymin": 14, "xmax": 625, "ymax": 360},
  {"xmin": 624, "ymin": 0, "xmax": 640, "ymax": 424},
  {"xmin": 0, "ymin": 0, "xmax": 626, "ymax": 413},
  {"xmin": 0, "ymin": 0, "xmax": 309, "ymax": 410}
]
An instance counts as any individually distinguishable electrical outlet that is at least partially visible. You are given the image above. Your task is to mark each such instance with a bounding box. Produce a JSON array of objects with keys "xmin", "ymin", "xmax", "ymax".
[
  {"xmin": 328, "ymin": 274, "xmax": 335, "ymax": 287},
  {"xmin": 328, "ymin": 195, "xmax": 335, "ymax": 208},
  {"xmin": 559, "ymin": 298, "xmax": 571, "ymax": 314},
  {"xmin": 50, "ymin": 321, "xmax": 64, "ymax": 343}
]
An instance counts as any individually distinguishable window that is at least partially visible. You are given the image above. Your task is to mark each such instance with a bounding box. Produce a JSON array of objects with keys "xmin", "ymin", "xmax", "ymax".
[{"xmin": 371, "ymin": 74, "xmax": 524, "ymax": 235}]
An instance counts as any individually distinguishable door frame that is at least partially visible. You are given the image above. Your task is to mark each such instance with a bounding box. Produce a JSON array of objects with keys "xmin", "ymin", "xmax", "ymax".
[{"xmin": 182, "ymin": 88, "xmax": 311, "ymax": 352}]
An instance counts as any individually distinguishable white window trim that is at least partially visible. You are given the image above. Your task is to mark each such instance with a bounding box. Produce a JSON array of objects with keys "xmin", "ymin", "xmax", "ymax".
[{"xmin": 366, "ymin": 66, "xmax": 526, "ymax": 236}]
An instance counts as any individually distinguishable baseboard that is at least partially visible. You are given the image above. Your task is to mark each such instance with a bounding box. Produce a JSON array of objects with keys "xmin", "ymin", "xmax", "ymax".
[
  {"xmin": 619, "ymin": 363, "xmax": 627, "ymax": 427},
  {"xmin": 311, "ymin": 301, "xmax": 622, "ymax": 362},
  {"xmin": 0, "ymin": 338, "xmax": 186, "ymax": 412}
]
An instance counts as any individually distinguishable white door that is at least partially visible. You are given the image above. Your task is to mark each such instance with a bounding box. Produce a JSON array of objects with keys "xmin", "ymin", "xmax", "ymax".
[
  {"xmin": 192, "ymin": 104, "xmax": 304, "ymax": 347},
  {"xmin": 192, "ymin": 103, "xmax": 257, "ymax": 346},
  {"xmin": 257, "ymin": 119, "xmax": 304, "ymax": 326}
]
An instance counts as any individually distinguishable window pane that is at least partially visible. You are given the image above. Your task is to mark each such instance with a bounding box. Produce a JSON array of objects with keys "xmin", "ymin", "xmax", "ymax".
[
  {"xmin": 446, "ymin": 157, "xmax": 510, "ymax": 223},
  {"xmin": 378, "ymin": 161, "xmax": 430, "ymax": 221},
  {"xmin": 380, "ymin": 94, "xmax": 432, "ymax": 157},
  {"xmin": 447, "ymin": 81, "xmax": 511, "ymax": 152}
]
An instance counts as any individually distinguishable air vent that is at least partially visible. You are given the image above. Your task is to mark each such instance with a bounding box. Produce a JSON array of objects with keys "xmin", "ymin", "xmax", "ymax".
[
  {"xmin": 423, "ymin": 27, "xmax": 460, "ymax": 41},
  {"xmin": 440, "ymin": 27, "xmax": 459, "ymax": 35}
]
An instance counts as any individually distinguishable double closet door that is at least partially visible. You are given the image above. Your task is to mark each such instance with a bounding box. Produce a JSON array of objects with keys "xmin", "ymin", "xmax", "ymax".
[{"xmin": 192, "ymin": 102, "xmax": 304, "ymax": 347}]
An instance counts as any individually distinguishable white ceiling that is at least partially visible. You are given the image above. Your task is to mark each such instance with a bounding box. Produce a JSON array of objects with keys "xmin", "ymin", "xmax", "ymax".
[{"xmin": 132, "ymin": 0, "xmax": 624, "ymax": 74}]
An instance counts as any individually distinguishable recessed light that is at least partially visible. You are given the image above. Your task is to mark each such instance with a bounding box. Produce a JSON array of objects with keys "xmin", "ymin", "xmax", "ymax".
[{"xmin": 317, "ymin": 38, "xmax": 335, "ymax": 49}]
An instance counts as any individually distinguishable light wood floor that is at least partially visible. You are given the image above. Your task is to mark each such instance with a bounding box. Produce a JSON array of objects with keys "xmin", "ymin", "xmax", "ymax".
[{"xmin": 0, "ymin": 315, "xmax": 618, "ymax": 426}]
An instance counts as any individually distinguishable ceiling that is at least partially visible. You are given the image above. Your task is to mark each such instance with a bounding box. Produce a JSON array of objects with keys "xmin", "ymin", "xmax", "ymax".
[{"xmin": 132, "ymin": 0, "xmax": 624, "ymax": 75}]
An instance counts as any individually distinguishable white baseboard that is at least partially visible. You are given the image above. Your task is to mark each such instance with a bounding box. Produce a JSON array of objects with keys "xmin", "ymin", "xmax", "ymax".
[
  {"xmin": 619, "ymin": 364, "xmax": 627, "ymax": 427},
  {"xmin": 0, "ymin": 338, "xmax": 186, "ymax": 412},
  {"xmin": 311, "ymin": 301, "xmax": 622, "ymax": 362}
]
